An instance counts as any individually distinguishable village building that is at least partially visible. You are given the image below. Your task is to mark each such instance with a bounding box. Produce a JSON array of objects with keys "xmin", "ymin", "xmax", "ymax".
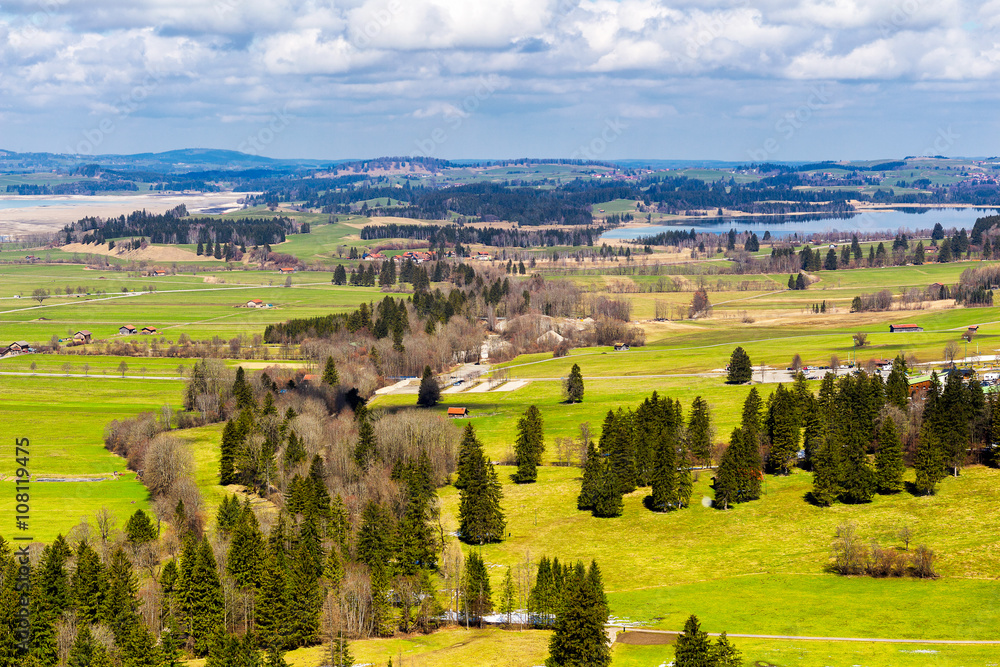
[
  {"xmin": 889, "ymin": 324, "xmax": 923, "ymax": 333},
  {"xmin": 247, "ymin": 298, "xmax": 264, "ymax": 308},
  {"xmin": 141, "ymin": 326, "xmax": 158, "ymax": 335},
  {"xmin": 73, "ymin": 330, "xmax": 92, "ymax": 343},
  {"xmin": 447, "ymin": 407, "xmax": 469, "ymax": 417},
  {"xmin": 119, "ymin": 324, "xmax": 137, "ymax": 335}
]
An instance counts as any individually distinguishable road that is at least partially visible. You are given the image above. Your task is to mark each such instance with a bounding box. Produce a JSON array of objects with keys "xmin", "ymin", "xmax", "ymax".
[{"xmin": 615, "ymin": 627, "xmax": 1000, "ymax": 644}]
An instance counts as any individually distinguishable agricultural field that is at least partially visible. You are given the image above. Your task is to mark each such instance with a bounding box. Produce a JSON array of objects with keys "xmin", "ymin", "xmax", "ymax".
[{"xmin": 4, "ymin": 213, "xmax": 1000, "ymax": 667}]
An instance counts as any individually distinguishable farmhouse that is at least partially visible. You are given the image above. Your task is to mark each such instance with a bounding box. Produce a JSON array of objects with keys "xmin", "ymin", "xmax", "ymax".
[
  {"xmin": 889, "ymin": 324, "xmax": 923, "ymax": 333},
  {"xmin": 8, "ymin": 341, "xmax": 30, "ymax": 354},
  {"xmin": 447, "ymin": 407, "xmax": 469, "ymax": 417},
  {"xmin": 302, "ymin": 374, "xmax": 319, "ymax": 383},
  {"xmin": 908, "ymin": 374, "xmax": 934, "ymax": 397},
  {"xmin": 614, "ymin": 343, "xmax": 630, "ymax": 352},
  {"xmin": 278, "ymin": 267, "xmax": 297, "ymax": 274},
  {"xmin": 73, "ymin": 330, "xmax": 92, "ymax": 343},
  {"xmin": 475, "ymin": 251, "xmax": 492, "ymax": 261},
  {"xmin": 967, "ymin": 325, "xmax": 980, "ymax": 335},
  {"xmin": 148, "ymin": 270, "xmax": 167, "ymax": 277},
  {"xmin": 362, "ymin": 252, "xmax": 386, "ymax": 261},
  {"xmin": 246, "ymin": 299, "xmax": 264, "ymax": 308},
  {"xmin": 141, "ymin": 326, "xmax": 158, "ymax": 335},
  {"xmin": 119, "ymin": 325, "xmax": 137, "ymax": 335}
]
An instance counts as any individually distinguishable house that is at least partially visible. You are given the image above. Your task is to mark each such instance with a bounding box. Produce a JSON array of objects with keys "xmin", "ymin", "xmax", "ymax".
[
  {"xmin": 614, "ymin": 343, "xmax": 630, "ymax": 352},
  {"xmin": 278, "ymin": 267, "xmax": 297, "ymax": 274},
  {"xmin": 968, "ymin": 325, "xmax": 980, "ymax": 334},
  {"xmin": 148, "ymin": 270, "xmax": 167, "ymax": 277},
  {"xmin": 141, "ymin": 326, "xmax": 157, "ymax": 335},
  {"xmin": 447, "ymin": 407, "xmax": 469, "ymax": 417},
  {"xmin": 908, "ymin": 374, "xmax": 934, "ymax": 397},
  {"xmin": 475, "ymin": 251, "xmax": 492, "ymax": 261},
  {"xmin": 8, "ymin": 341, "xmax": 30, "ymax": 354},
  {"xmin": 119, "ymin": 325, "xmax": 137, "ymax": 335},
  {"xmin": 73, "ymin": 330, "xmax": 92, "ymax": 343},
  {"xmin": 889, "ymin": 324, "xmax": 923, "ymax": 333},
  {"xmin": 302, "ymin": 374, "xmax": 319, "ymax": 383},
  {"xmin": 247, "ymin": 299, "xmax": 264, "ymax": 308},
  {"xmin": 362, "ymin": 252, "xmax": 386, "ymax": 261}
]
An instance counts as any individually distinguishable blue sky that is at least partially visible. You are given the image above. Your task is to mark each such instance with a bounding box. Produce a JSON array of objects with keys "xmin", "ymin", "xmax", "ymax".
[{"xmin": 1, "ymin": 0, "xmax": 998, "ymax": 160}]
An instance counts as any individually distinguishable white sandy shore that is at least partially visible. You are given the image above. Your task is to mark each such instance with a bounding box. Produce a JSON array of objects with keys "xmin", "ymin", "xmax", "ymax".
[{"xmin": 0, "ymin": 192, "xmax": 251, "ymax": 235}]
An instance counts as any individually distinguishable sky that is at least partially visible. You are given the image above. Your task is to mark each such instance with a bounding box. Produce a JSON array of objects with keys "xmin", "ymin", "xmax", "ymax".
[{"xmin": 1, "ymin": 0, "xmax": 999, "ymax": 161}]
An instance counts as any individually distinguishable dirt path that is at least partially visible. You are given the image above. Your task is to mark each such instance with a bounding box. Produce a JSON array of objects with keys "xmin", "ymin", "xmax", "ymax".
[{"xmin": 615, "ymin": 627, "xmax": 1000, "ymax": 645}]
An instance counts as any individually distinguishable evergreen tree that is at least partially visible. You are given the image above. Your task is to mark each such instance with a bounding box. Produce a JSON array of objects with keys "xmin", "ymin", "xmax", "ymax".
[
  {"xmin": 219, "ymin": 419, "xmax": 241, "ymax": 485},
  {"xmin": 874, "ymin": 417, "xmax": 905, "ymax": 493},
  {"xmin": 674, "ymin": 615, "xmax": 712, "ymax": 667},
  {"xmin": 914, "ymin": 241, "xmax": 925, "ymax": 264},
  {"xmin": 328, "ymin": 630, "xmax": 353, "ymax": 667},
  {"xmin": 255, "ymin": 548, "xmax": 289, "ymax": 651},
  {"xmin": 795, "ymin": 272, "xmax": 807, "ymax": 290},
  {"xmin": 332, "ymin": 264, "xmax": 347, "ymax": 285},
  {"xmin": 354, "ymin": 412, "xmax": 379, "ymax": 469},
  {"xmin": 851, "ymin": 234, "xmax": 862, "ymax": 260},
  {"xmin": 726, "ymin": 347, "xmax": 752, "ymax": 384},
  {"xmin": 687, "ymin": 396, "xmax": 712, "ymax": 466},
  {"xmin": 824, "ymin": 248, "xmax": 838, "ymax": 270},
  {"xmin": 591, "ymin": 460, "xmax": 624, "ymax": 518},
  {"xmin": 500, "ymin": 566, "xmax": 517, "ymax": 626},
  {"xmin": 514, "ymin": 405, "xmax": 545, "ymax": 483},
  {"xmin": 885, "ymin": 355, "xmax": 909, "ymax": 410},
  {"xmin": 124, "ymin": 509, "xmax": 157, "ymax": 545},
  {"xmin": 810, "ymin": 428, "xmax": 842, "ymax": 506},
  {"xmin": 457, "ymin": 427, "xmax": 506, "ymax": 543},
  {"xmin": 577, "ymin": 441, "xmax": 601, "ymax": 510},
  {"xmin": 232, "ymin": 366, "xmax": 255, "ymax": 411},
  {"xmin": 284, "ymin": 430, "xmax": 307, "ymax": 468},
  {"xmin": 369, "ymin": 562, "xmax": 392, "ymax": 636},
  {"xmin": 546, "ymin": 562, "xmax": 611, "ymax": 667},
  {"xmin": 416, "ymin": 365, "xmax": 440, "ymax": 407},
  {"xmin": 67, "ymin": 624, "xmax": 96, "ymax": 667},
  {"xmin": 461, "ymin": 551, "xmax": 493, "ymax": 626},
  {"xmin": 285, "ymin": 540, "xmax": 323, "ymax": 647},
  {"xmin": 455, "ymin": 423, "xmax": 482, "ymax": 490},
  {"xmin": 766, "ymin": 384, "xmax": 800, "ymax": 474},
  {"xmin": 712, "ymin": 632, "xmax": 743, "ymax": 667},
  {"xmin": 565, "ymin": 363, "xmax": 584, "ymax": 403},
  {"xmin": 322, "ymin": 356, "xmax": 340, "ymax": 385},
  {"xmin": 183, "ymin": 538, "xmax": 225, "ymax": 656},
  {"xmin": 914, "ymin": 422, "xmax": 945, "ymax": 495},
  {"xmin": 227, "ymin": 502, "xmax": 265, "ymax": 590},
  {"xmin": 216, "ymin": 494, "xmax": 241, "ymax": 535},
  {"xmin": 356, "ymin": 501, "xmax": 396, "ymax": 571},
  {"xmin": 72, "ymin": 539, "xmax": 106, "ymax": 624}
]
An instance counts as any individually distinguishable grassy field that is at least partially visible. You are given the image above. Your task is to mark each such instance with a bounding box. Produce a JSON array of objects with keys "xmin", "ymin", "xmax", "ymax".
[
  {"xmin": 431, "ymin": 464, "xmax": 1000, "ymax": 640},
  {"xmin": 0, "ymin": 375, "xmax": 176, "ymax": 540}
]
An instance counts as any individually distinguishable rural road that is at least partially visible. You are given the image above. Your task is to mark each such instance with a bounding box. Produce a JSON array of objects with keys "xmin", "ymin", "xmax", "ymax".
[{"xmin": 617, "ymin": 627, "xmax": 1000, "ymax": 645}]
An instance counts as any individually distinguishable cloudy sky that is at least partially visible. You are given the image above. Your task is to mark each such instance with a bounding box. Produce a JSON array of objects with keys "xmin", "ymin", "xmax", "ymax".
[{"xmin": 1, "ymin": 0, "xmax": 998, "ymax": 160}]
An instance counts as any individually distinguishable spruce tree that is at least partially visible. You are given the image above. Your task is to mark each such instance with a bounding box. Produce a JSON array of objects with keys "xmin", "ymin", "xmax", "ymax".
[
  {"xmin": 458, "ymin": 432, "xmax": 506, "ymax": 542},
  {"xmin": 874, "ymin": 417, "xmax": 905, "ymax": 493},
  {"xmin": 650, "ymin": 427, "xmax": 677, "ymax": 512},
  {"xmin": 227, "ymin": 502, "xmax": 265, "ymax": 590},
  {"xmin": 67, "ymin": 624, "xmax": 95, "ymax": 667},
  {"xmin": 577, "ymin": 441, "xmax": 601, "ymax": 510},
  {"xmin": 565, "ymin": 363, "xmax": 584, "ymax": 403},
  {"xmin": 766, "ymin": 384, "xmax": 800, "ymax": 474},
  {"xmin": 592, "ymin": 460, "xmax": 624, "ymax": 518},
  {"xmin": 284, "ymin": 431, "xmax": 307, "ymax": 467},
  {"xmin": 124, "ymin": 509, "xmax": 157, "ymax": 545},
  {"xmin": 726, "ymin": 347, "xmax": 752, "ymax": 383},
  {"xmin": 416, "ymin": 365, "xmax": 440, "ymax": 407},
  {"xmin": 328, "ymin": 630, "xmax": 353, "ymax": 667},
  {"xmin": 687, "ymin": 396, "xmax": 712, "ymax": 466},
  {"xmin": 514, "ymin": 405, "xmax": 545, "ymax": 483},
  {"xmin": 461, "ymin": 551, "xmax": 493, "ymax": 626},
  {"xmin": 500, "ymin": 566, "xmax": 517, "ymax": 626},
  {"xmin": 285, "ymin": 540, "xmax": 323, "ymax": 647},
  {"xmin": 545, "ymin": 561, "xmax": 610, "ymax": 667},
  {"xmin": 601, "ymin": 409, "xmax": 638, "ymax": 495},
  {"xmin": 72, "ymin": 539, "xmax": 106, "ymax": 624},
  {"xmin": 885, "ymin": 355, "xmax": 909, "ymax": 410},
  {"xmin": 712, "ymin": 632, "xmax": 743, "ymax": 667},
  {"xmin": 183, "ymin": 538, "xmax": 225, "ymax": 656},
  {"xmin": 255, "ymin": 549, "xmax": 289, "ymax": 651},
  {"xmin": 353, "ymin": 413, "xmax": 379, "ymax": 469},
  {"xmin": 914, "ymin": 422, "xmax": 945, "ymax": 495},
  {"xmin": 219, "ymin": 418, "xmax": 241, "ymax": 485},
  {"xmin": 674, "ymin": 615, "xmax": 712, "ymax": 667},
  {"xmin": 322, "ymin": 356, "xmax": 339, "ymax": 385},
  {"xmin": 455, "ymin": 423, "xmax": 482, "ymax": 490},
  {"xmin": 356, "ymin": 501, "xmax": 396, "ymax": 571}
]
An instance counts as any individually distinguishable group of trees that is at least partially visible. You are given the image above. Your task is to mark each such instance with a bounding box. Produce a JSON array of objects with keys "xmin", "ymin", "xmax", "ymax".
[
  {"xmin": 577, "ymin": 393, "xmax": 713, "ymax": 517},
  {"xmin": 455, "ymin": 425, "xmax": 506, "ymax": 544}
]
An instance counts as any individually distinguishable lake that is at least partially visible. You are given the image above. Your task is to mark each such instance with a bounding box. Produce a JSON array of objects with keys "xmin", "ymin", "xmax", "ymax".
[{"xmin": 600, "ymin": 207, "xmax": 1000, "ymax": 241}]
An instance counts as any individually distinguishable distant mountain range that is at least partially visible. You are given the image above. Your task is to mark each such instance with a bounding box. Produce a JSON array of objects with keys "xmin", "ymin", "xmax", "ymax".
[{"xmin": 0, "ymin": 148, "xmax": 337, "ymax": 173}]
